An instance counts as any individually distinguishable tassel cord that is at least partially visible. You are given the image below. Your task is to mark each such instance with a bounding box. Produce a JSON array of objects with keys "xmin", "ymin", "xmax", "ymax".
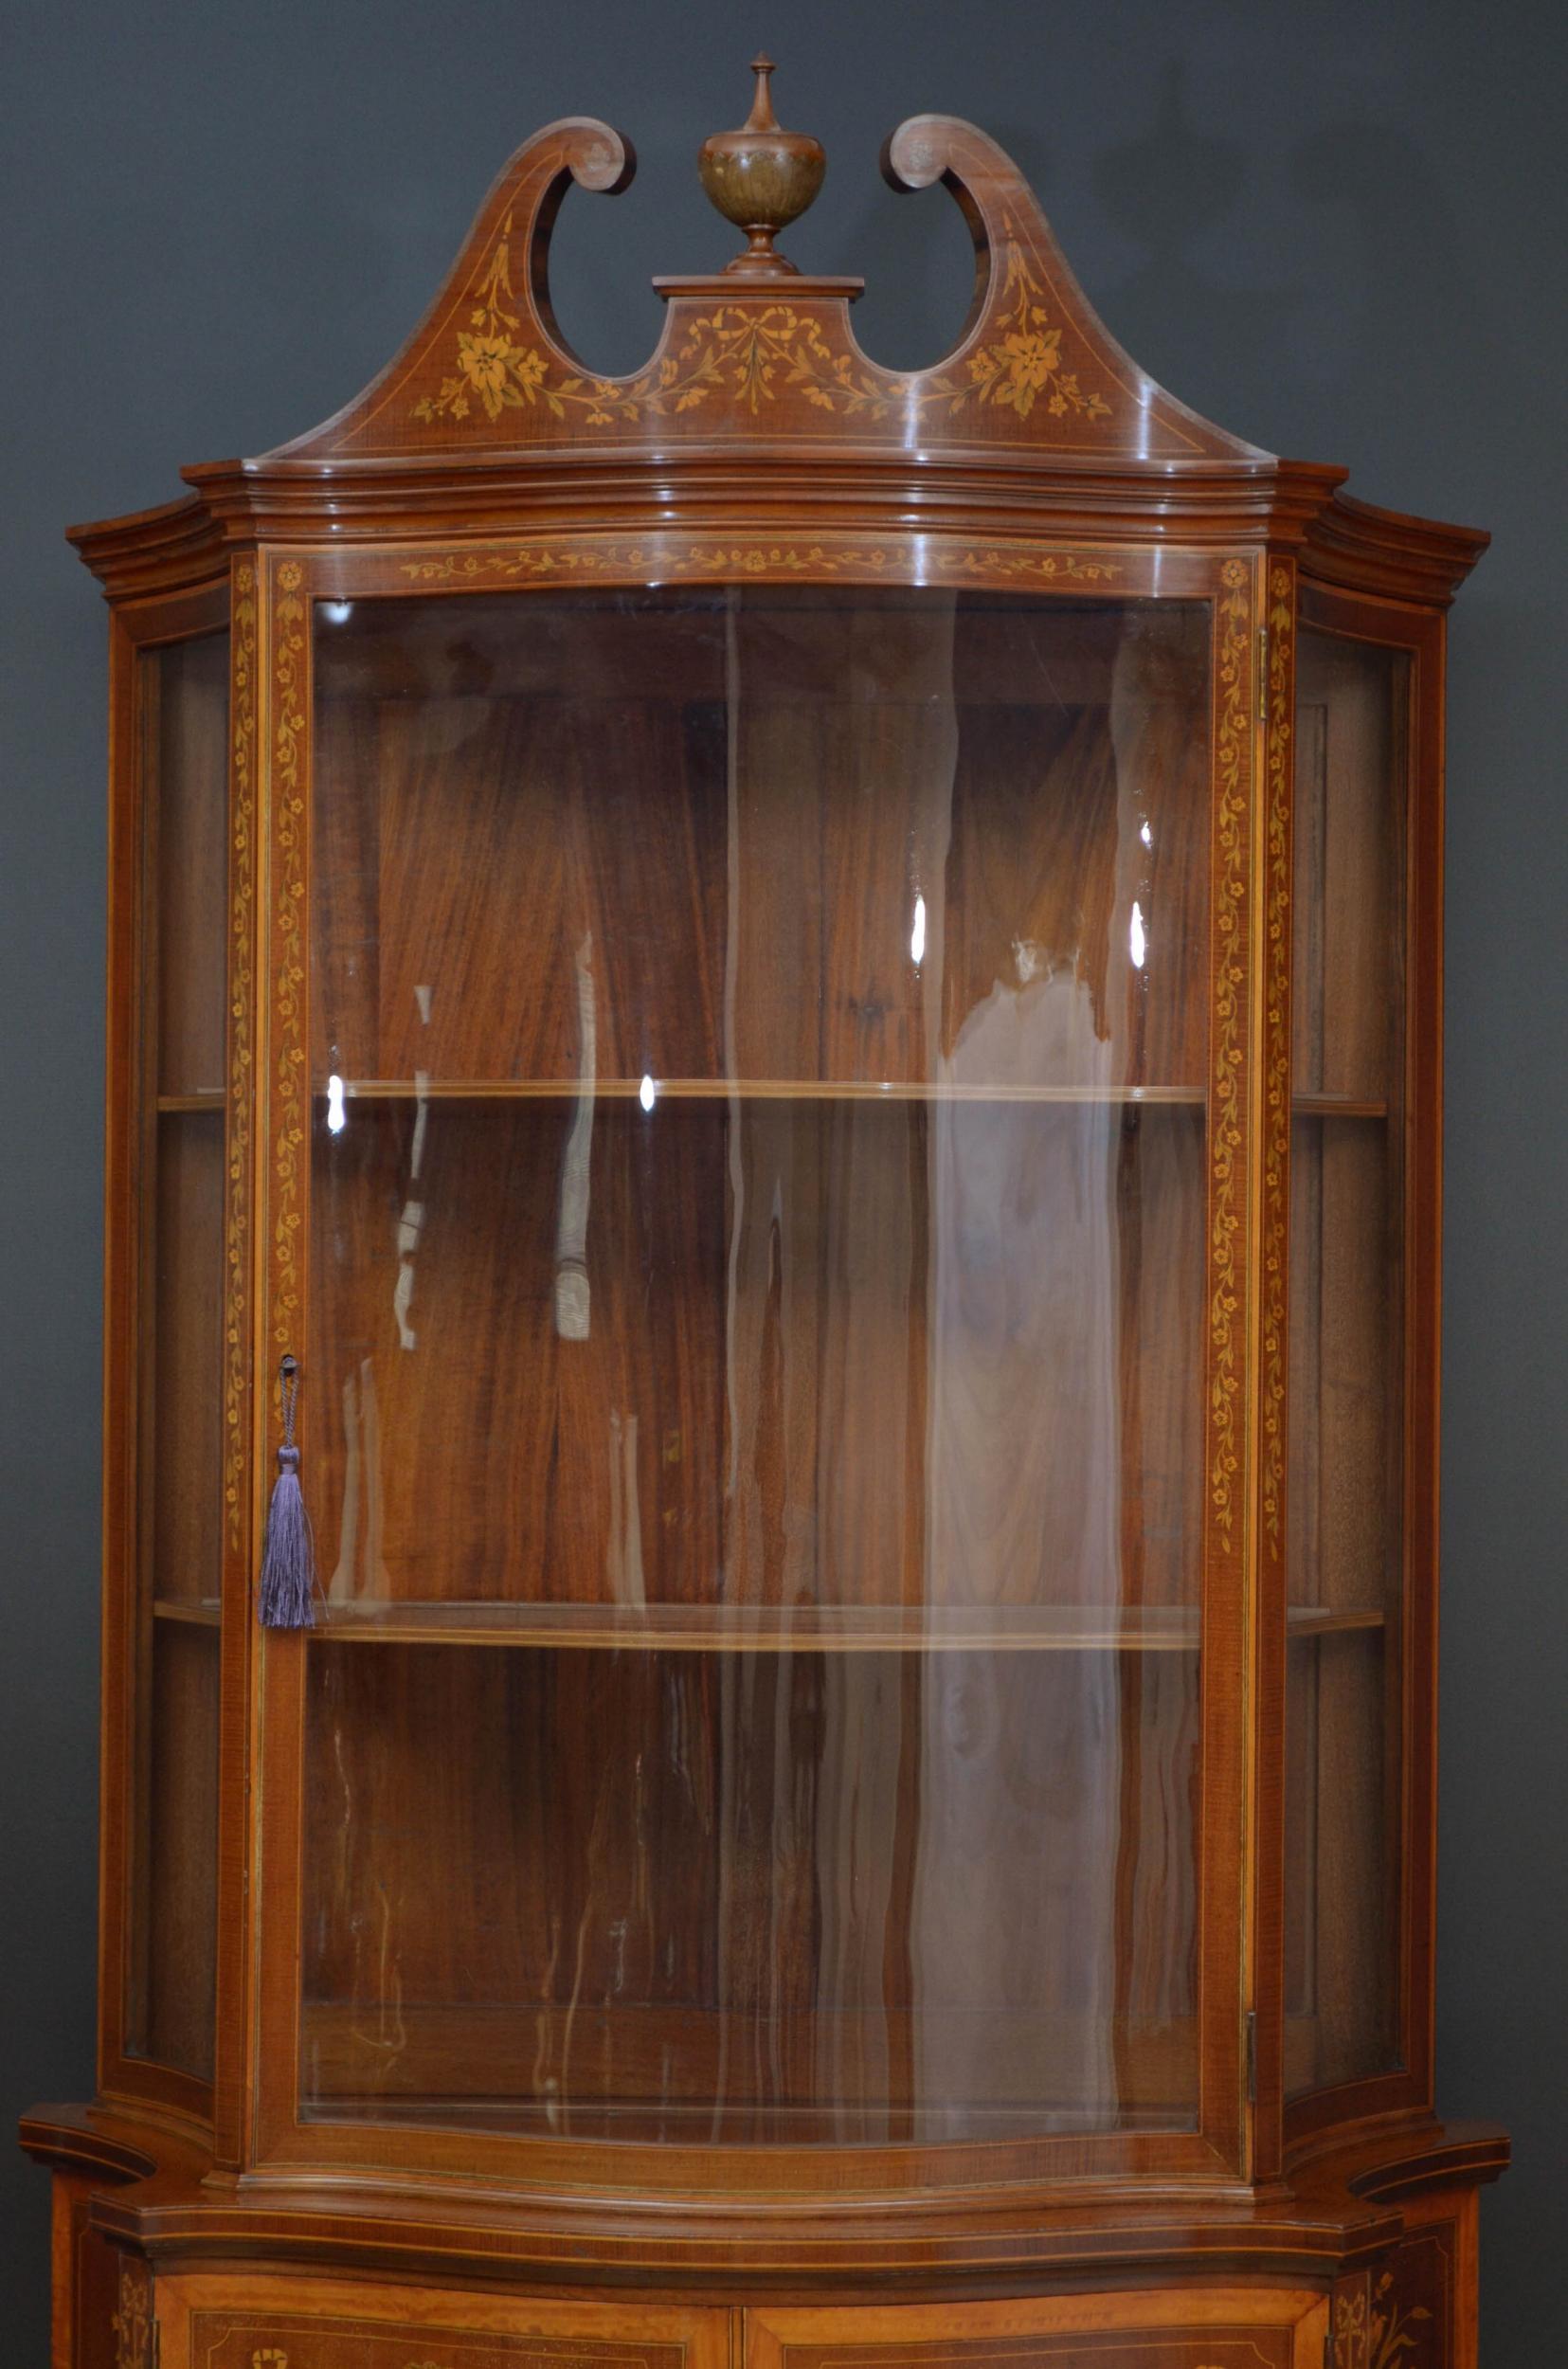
[{"xmin": 259, "ymin": 1354, "xmax": 317, "ymax": 1629}]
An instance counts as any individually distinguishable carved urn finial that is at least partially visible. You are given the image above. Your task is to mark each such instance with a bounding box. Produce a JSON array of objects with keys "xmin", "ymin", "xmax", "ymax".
[{"xmin": 698, "ymin": 55, "xmax": 825, "ymax": 277}]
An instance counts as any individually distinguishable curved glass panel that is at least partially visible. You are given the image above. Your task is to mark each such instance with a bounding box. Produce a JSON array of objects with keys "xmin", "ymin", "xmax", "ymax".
[{"xmin": 300, "ymin": 585, "xmax": 1211, "ymax": 2143}]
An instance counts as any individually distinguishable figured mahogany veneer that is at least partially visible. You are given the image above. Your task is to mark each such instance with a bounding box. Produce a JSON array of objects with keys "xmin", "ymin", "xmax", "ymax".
[{"xmin": 28, "ymin": 56, "xmax": 1504, "ymax": 2369}]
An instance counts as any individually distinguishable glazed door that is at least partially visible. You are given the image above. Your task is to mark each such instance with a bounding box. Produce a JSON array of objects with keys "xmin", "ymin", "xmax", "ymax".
[{"xmin": 253, "ymin": 551, "xmax": 1254, "ymax": 2188}]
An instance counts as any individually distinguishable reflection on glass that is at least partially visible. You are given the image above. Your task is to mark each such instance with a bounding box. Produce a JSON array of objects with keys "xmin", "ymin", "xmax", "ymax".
[
  {"xmin": 125, "ymin": 630, "xmax": 228, "ymax": 2078},
  {"xmin": 301, "ymin": 586, "xmax": 1212, "ymax": 2142},
  {"xmin": 303, "ymin": 1640, "xmax": 1199, "ymax": 2143},
  {"xmin": 1285, "ymin": 629, "xmax": 1410, "ymax": 2097}
]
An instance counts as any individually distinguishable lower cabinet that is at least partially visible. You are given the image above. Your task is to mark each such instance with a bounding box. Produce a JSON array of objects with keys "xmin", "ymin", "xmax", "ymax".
[{"xmin": 153, "ymin": 2280, "xmax": 1329, "ymax": 2369}]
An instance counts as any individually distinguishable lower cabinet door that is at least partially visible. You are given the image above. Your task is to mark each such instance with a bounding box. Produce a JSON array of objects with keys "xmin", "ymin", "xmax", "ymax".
[
  {"xmin": 745, "ymin": 2292, "xmax": 1329, "ymax": 2369},
  {"xmin": 154, "ymin": 2277, "xmax": 728, "ymax": 2369}
]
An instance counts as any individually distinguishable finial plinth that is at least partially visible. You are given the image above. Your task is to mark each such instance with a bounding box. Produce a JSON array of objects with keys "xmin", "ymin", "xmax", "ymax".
[{"xmin": 698, "ymin": 55, "xmax": 825, "ymax": 278}]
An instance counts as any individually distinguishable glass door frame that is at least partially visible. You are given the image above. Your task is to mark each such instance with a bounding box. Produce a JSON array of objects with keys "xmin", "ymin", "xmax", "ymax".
[
  {"xmin": 97, "ymin": 575, "xmax": 241, "ymax": 2134},
  {"xmin": 244, "ymin": 533, "xmax": 1263, "ymax": 2200},
  {"xmin": 1276, "ymin": 584, "xmax": 1447, "ymax": 2160}
]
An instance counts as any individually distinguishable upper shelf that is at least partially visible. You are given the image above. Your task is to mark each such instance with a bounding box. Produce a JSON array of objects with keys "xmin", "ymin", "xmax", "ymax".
[
  {"xmin": 329, "ymin": 1076, "xmax": 1206, "ymax": 1108},
  {"xmin": 156, "ymin": 1081, "xmax": 1393, "ymax": 1122},
  {"xmin": 297, "ymin": 1079, "xmax": 1388, "ymax": 1115}
]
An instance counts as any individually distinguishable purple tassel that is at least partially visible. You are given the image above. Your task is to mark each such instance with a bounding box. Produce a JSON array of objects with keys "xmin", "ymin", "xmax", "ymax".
[{"xmin": 260, "ymin": 1354, "xmax": 315, "ymax": 1629}]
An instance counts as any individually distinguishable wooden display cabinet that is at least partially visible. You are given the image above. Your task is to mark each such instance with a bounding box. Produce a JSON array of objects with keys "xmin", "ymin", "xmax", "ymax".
[{"xmin": 23, "ymin": 61, "xmax": 1506, "ymax": 2369}]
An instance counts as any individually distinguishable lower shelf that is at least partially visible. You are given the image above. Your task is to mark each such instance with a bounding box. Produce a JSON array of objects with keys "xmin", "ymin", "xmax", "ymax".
[{"xmin": 299, "ymin": 2000, "xmax": 1200, "ymax": 2143}]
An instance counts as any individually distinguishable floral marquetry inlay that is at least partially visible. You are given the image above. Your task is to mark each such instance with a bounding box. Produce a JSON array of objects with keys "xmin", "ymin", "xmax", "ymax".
[
  {"xmin": 410, "ymin": 216, "xmax": 1110, "ymax": 432},
  {"xmin": 224, "ymin": 558, "xmax": 258, "ymax": 1549},
  {"xmin": 390, "ymin": 536, "xmax": 1123, "ymax": 588},
  {"xmin": 413, "ymin": 227, "xmax": 894, "ymax": 425},
  {"xmin": 113, "ymin": 2258, "xmax": 154, "ymax": 2369},
  {"xmin": 1260, "ymin": 562, "xmax": 1296, "ymax": 1554},
  {"xmin": 1332, "ymin": 2260, "xmax": 1437, "ymax": 2369},
  {"xmin": 269, "ymin": 560, "xmax": 309, "ymax": 1358},
  {"xmin": 1207, "ymin": 559, "xmax": 1255, "ymax": 1550},
  {"xmin": 918, "ymin": 238, "xmax": 1111, "ymax": 422}
]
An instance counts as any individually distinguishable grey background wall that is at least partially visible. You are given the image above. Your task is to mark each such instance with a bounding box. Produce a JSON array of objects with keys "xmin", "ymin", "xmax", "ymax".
[{"xmin": 2, "ymin": 0, "xmax": 1562, "ymax": 2356}]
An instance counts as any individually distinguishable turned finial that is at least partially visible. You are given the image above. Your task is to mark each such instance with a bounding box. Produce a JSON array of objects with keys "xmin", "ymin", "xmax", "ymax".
[{"xmin": 697, "ymin": 55, "xmax": 825, "ymax": 277}]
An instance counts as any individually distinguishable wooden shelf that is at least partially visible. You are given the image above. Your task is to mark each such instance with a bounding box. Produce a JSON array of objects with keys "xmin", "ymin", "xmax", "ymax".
[
  {"xmin": 313, "ymin": 1600, "xmax": 1386, "ymax": 1653},
  {"xmin": 151, "ymin": 1598, "xmax": 221, "ymax": 1628},
  {"xmin": 194, "ymin": 1081, "xmax": 1387, "ymax": 1115},
  {"xmin": 1291, "ymin": 1091, "xmax": 1389, "ymax": 1118},
  {"xmin": 300, "ymin": 1998, "xmax": 1197, "ymax": 2136},
  {"xmin": 323, "ymin": 1077, "xmax": 1208, "ymax": 1108}
]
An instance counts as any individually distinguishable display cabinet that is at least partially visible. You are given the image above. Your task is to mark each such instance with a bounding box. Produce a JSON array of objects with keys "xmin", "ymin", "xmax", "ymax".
[{"xmin": 24, "ymin": 63, "xmax": 1507, "ymax": 2369}]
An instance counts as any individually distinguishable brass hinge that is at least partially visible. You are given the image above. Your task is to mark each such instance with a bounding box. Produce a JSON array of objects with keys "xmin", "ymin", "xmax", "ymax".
[
  {"xmin": 1245, "ymin": 2008, "xmax": 1258, "ymax": 2105},
  {"xmin": 1257, "ymin": 624, "xmax": 1269, "ymax": 723}
]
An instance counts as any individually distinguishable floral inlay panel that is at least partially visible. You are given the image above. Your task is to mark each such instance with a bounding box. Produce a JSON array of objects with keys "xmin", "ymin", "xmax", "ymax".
[
  {"xmin": 114, "ymin": 2257, "xmax": 154, "ymax": 2369},
  {"xmin": 918, "ymin": 236, "xmax": 1112, "ymax": 421},
  {"xmin": 409, "ymin": 213, "xmax": 1109, "ymax": 434},
  {"xmin": 389, "ymin": 536, "xmax": 1122, "ymax": 588},
  {"xmin": 1260, "ymin": 562, "xmax": 1295, "ymax": 1554},
  {"xmin": 224, "ymin": 558, "xmax": 258, "ymax": 1549},
  {"xmin": 268, "ymin": 560, "xmax": 309, "ymax": 1360},
  {"xmin": 1208, "ymin": 559, "xmax": 1254, "ymax": 1551}
]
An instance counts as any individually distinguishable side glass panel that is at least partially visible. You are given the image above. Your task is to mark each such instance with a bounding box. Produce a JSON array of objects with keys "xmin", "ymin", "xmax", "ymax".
[
  {"xmin": 300, "ymin": 587, "xmax": 1211, "ymax": 2143},
  {"xmin": 1285, "ymin": 629, "xmax": 1410, "ymax": 2097},
  {"xmin": 124, "ymin": 630, "xmax": 228, "ymax": 2077}
]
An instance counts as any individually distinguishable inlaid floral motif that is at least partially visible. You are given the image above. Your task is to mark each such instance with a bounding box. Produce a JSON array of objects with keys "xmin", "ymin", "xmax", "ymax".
[
  {"xmin": 411, "ymin": 211, "xmax": 1109, "ymax": 431},
  {"xmin": 113, "ymin": 2259, "xmax": 153, "ymax": 2369},
  {"xmin": 270, "ymin": 559, "xmax": 309, "ymax": 1355},
  {"xmin": 1260, "ymin": 562, "xmax": 1294, "ymax": 1554},
  {"xmin": 920, "ymin": 236, "xmax": 1112, "ymax": 421},
  {"xmin": 394, "ymin": 537, "xmax": 1118, "ymax": 588},
  {"xmin": 1334, "ymin": 2285, "xmax": 1370, "ymax": 2369},
  {"xmin": 411, "ymin": 218, "xmax": 884, "ymax": 425},
  {"xmin": 225, "ymin": 559, "xmax": 258, "ymax": 1549},
  {"xmin": 1208, "ymin": 559, "xmax": 1253, "ymax": 1549},
  {"xmin": 397, "ymin": 540, "xmax": 892, "ymax": 583},
  {"xmin": 934, "ymin": 544, "xmax": 1120, "ymax": 583},
  {"xmin": 1368, "ymin": 2268, "xmax": 1433, "ymax": 2368}
]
